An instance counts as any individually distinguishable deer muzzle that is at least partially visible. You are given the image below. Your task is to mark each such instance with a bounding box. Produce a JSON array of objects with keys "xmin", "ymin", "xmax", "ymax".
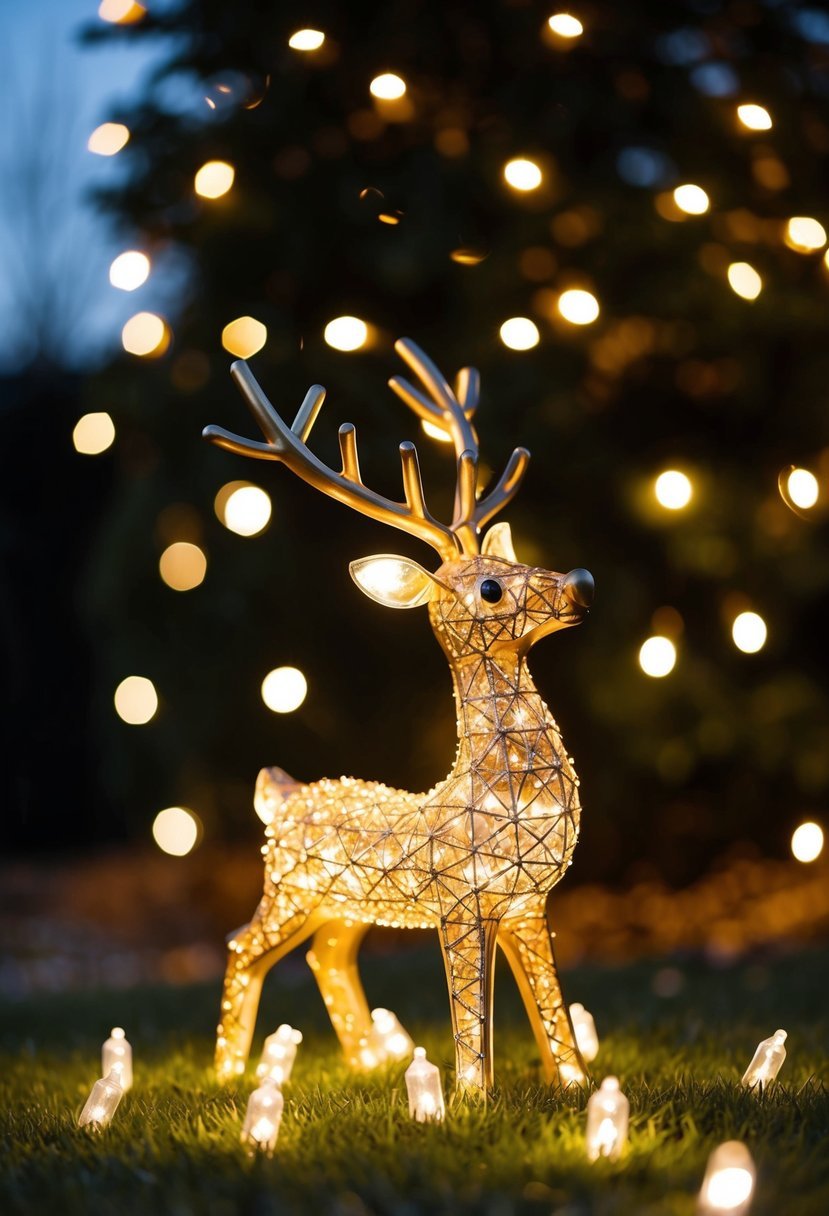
[{"xmin": 562, "ymin": 568, "xmax": 595, "ymax": 610}]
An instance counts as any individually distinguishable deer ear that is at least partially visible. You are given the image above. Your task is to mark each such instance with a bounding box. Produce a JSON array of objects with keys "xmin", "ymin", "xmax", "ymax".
[
  {"xmin": 349, "ymin": 555, "xmax": 438, "ymax": 608},
  {"xmin": 481, "ymin": 521, "xmax": 518, "ymax": 563}
]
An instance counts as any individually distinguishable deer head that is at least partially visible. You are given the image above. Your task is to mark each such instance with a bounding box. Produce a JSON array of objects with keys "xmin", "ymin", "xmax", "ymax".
[{"xmin": 203, "ymin": 338, "xmax": 593, "ymax": 660}]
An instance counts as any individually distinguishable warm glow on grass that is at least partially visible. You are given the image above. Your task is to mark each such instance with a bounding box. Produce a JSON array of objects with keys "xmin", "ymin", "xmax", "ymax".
[
  {"xmin": 152, "ymin": 807, "xmax": 200, "ymax": 856},
  {"xmin": 369, "ymin": 73, "xmax": 407, "ymax": 100},
  {"xmin": 503, "ymin": 158, "xmax": 543, "ymax": 192},
  {"xmin": 557, "ymin": 288, "xmax": 599, "ymax": 325},
  {"xmin": 639, "ymin": 636, "xmax": 676, "ymax": 678},
  {"xmin": 737, "ymin": 103, "xmax": 772, "ymax": 131},
  {"xmin": 221, "ymin": 316, "xmax": 268, "ymax": 358},
  {"xmin": 791, "ymin": 821, "xmax": 824, "ymax": 863},
  {"xmin": 324, "ymin": 316, "xmax": 369, "ymax": 351},
  {"xmin": 731, "ymin": 611, "xmax": 767, "ymax": 654},
  {"xmin": 499, "ymin": 317, "xmax": 540, "ymax": 350},
  {"xmin": 288, "ymin": 29, "xmax": 325, "ymax": 51},
  {"xmin": 98, "ymin": 0, "xmax": 145, "ymax": 25},
  {"xmin": 195, "ymin": 160, "xmax": 235, "ymax": 199},
  {"xmin": 673, "ymin": 184, "xmax": 710, "ymax": 215},
  {"xmin": 87, "ymin": 123, "xmax": 130, "ymax": 156},
  {"xmin": 261, "ymin": 666, "xmax": 308, "ymax": 713},
  {"xmin": 159, "ymin": 542, "xmax": 207, "ymax": 591},
  {"xmin": 654, "ymin": 470, "xmax": 693, "ymax": 510},
  {"xmin": 109, "ymin": 251, "xmax": 150, "ymax": 291},
  {"xmin": 73, "ymin": 412, "xmax": 115, "ymax": 455},
  {"xmin": 114, "ymin": 675, "xmax": 158, "ymax": 725},
  {"xmin": 547, "ymin": 13, "xmax": 584, "ymax": 38},
  {"xmin": 727, "ymin": 262, "xmax": 762, "ymax": 300},
  {"xmin": 217, "ymin": 483, "xmax": 273, "ymax": 536},
  {"xmin": 122, "ymin": 312, "xmax": 169, "ymax": 357},
  {"xmin": 786, "ymin": 468, "xmax": 819, "ymax": 509},
  {"xmin": 784, "ymin": 216, "xmax": 827, "ymax": 252}
]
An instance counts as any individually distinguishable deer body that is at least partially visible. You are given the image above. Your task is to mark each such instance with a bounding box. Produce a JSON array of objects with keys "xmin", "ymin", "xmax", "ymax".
[{"xmin": 207, "ymin": 341, "xmax": 593, "ymax": 1095}]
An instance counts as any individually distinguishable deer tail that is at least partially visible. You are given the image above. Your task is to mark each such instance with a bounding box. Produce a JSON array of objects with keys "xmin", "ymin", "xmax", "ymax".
[{"xmin": 254, "ymin": 766, "xmax": 301, "ymax": 824}]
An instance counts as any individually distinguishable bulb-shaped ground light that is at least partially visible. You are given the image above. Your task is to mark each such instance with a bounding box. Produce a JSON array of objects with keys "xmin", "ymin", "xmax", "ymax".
[
  {"xmin": 586, "ymin": 1076, "xmax": 629, "ymax": 1161},
  {"xmin": 256, "ymin": 1024, "xmax": 302, "ymax": 1084},
  {"xmin": 240, "ymin": 1077, "xmax": 284, "ymax": 1154},
  {"xmin": 78, "ymin": 1068, "xmax": 124, "ymax": 1130},
  {"xmin": 404, "ymin": 1047, "xmax": 445, "ymax": 1122},
  {"xmin": 741, "ymin": 1029, "xmax": 787, "ymax": 1090},
  {"xmin": 569, "ymin": 1003, "xmax": 599, "ymax": 1063},
  {"xmin": 369, "ymin": 1008, "xmax": 414, "ymax": 1063},
  {"xmin": 102, "ymin": 1027, "xmax": 133, "ymax": 1091},
  {"xmin": 697, "ymin": 1141, "xmax": 756, "ymax": 1215}
]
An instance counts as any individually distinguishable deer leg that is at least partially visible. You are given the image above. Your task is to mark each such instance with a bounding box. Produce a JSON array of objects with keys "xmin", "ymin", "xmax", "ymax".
[
  {"xmin": 306, "ymin": 920, "xmax": 373, "ymax": 1068},
  {"xmin": 215, "ymin": 910, "xmax": 320, "ymax": 1080},
  {"xmin": 497, "ymin": 910, "xmax": 587, "ymax": 1088},
  {"xmin": 438, "ymin": 910, "xmax": 498, "ymax": 1095}
]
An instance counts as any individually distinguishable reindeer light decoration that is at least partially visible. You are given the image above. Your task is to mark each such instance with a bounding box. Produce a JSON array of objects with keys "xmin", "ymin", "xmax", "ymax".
[{"xmin": 204, "ymin": 339, "xmax": 594, "ymax": 1096}]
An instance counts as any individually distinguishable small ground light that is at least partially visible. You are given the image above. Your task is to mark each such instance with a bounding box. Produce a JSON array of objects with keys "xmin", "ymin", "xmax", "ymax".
[
  {"xmin": 159, "ymin": 542, "xmax": 207, "ymax": 591},
  {"xmin": 114, "ymin": 675, "xmax": 158, "ymax": 725},
  {"xmin": 241, "ymin": 1077, "xmax": 284, "ymax": 1154},
  {"xmin": 639, "ymin": 636, "xmax": 676, "ymax": 677},
  {"xmin": 727, "ymin": 262, "xmax": 762, "ymax": 300},
  {"xmin": 741, "ymin": 1029, "xmax": 787, "ymax": 1089},
  {"xmin": 152, "ymin": 806, "xmax": 200, "ymax": 856},
  {"xmin": 548, "ymin": 13, "xmax": 584, "ymax": 38},
  {"xmin": 73, "ymin": 412, "xmax": 115, "ymax": 455},
  {"xmin": 499, "ymin": 317, "xmax": 540, "ymax": 350},
  {"xmin": 222, "ymin": 316, "xmax": 267, "ymax": 358},
  {"xmin": 785, "ymin": 216, "xmax": 826, "ymax": 252},
  {"xmin": 786, "ymin": 467, "xmax": 819, "ymax": 509},
  {"xmin": 257, "ymin": 1024, "xmax": 303, "ymax": 1083},
  {"xmin": 370, "ymin": 73, "xmax": 407, "ymax": 100},
  {"xmin": 324, "ymin": 315, "xmax": 368, "ymax": 351},
  {"xmin": 791, "ymin": 821, "xmax": 824, "ymax": 863},
  {"xmin": 697, "ymin": 1141, "xmax": 756, "ymax": 1216},
  {"xmin": 569, "ymin": 1003, "xmax": 599, "ymax": 1062},
  {"xmin": 404, "ymin": 1047, "xmax": 445, "ymax": 1122},
  {"xmin": 737, "ymin": 103, "xmax": 772, "ymax": 131},
  {"xmin": 288, "ymin": 28, "xmax": 325, "ymax": 51},
  {"xmin": 98, "ymin": 0, "xmax": 145, "ymax": 23},
  {"xmin": 195, "ymin": 160, "xmax": 235, "ymax": 199},
  {"xmin": 503, "ymin": 157, "xmax": 543, "ymax": 191},
  {"xmin": 87, "ymin": 122, "xmax": 130, "ymax": 155},
  {"xmin": 654, "ymin": 469, "xmax": 692, "ymax": 509},
  {"xmin": 109, "ymin": 250, "xmax": 150, "ymax": 291},
  {"xmin": 102, "ymin": 1028, "xmax": 133, "ymax": 1091},
  {"xmin": 731, "ymin": 611, "xmax": 767, "ymax": 654},
  {"xmin": 122, "ymin": 312, "xmax": 169, "ymax": 357},
  {"xmin": 78, "ymin": 1069, "xmax": 124, "ymax": 1130},
  {"xmin": 262, "ymin": 666, "xmax": 307, "ymax": 713},
  {"xmin": 558, "ymin": 288, "xmax": 599, "ymax": 325},
  {"xmin": 673, "ymin": 184, "xmax": 710, "ymax": 215},
  {"xmin": 585, "ymin": 1076, "xmax": 629, "ymax": 1161}
]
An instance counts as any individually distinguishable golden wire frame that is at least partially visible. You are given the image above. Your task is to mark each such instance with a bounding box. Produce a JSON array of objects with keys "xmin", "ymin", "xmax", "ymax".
[{"xmin": 204, "ymin": 339, "xmax": 593, "ymax": 1095}]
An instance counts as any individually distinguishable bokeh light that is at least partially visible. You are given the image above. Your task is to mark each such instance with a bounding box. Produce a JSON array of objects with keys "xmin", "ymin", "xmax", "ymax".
[
  {"xmin": 727, "ymin": 262, "xmax": 762, "ymax": 300},
  {"xmin": 731, "ymin": 611, "xmax": 767, "ymax": 654},
  {"xmin": 654, "ymin": 470, "xmax": 693, "ymax": 510},
  {"xmin": 221, "ymin": 316, "xmax": 268, "ymax": 358},
  {"xmin": 421, "ymin": 419, "xmax": 452, "ymax": 443},
  {"xmin": 639, "ymin": 636, "xmax": 677, "ymax": 678},
  {"xmin": 499, "ymin": 317, "xmax": 540, "ymax": 350},
  {"xmin": 109, "ymin": 251, "xmax": 150, "ymax": 291},
  {"xmin": 159, "ymin": 542, "xmax": 207, "ymax": 591},
  {"xmin": 87, "ymin": 123, "xmax": 130, "ymax": 156},
  {"xmin": 785, "ymin": 216, "xmax": 826, "ymax": 252},
  {"xmin": 324, "ymin": 316, "xmax": 369, "ymax": 351},
  {"xmin": 673, "ymin": 184, "xmax": 710, "ymax": 215},
  {"xmin": 98, "ymin": 0, "xmax": 146, "ymax": 23},
  {"xmin": 72, "ymin": 412, "xmax": 115, "ymax": 456},
  {"xmin": 114, "ymin": 675, "xmax": 158, "ymax": 725},
  {"xmin": 791, "ymin": 821, "xmax": 824, "ymax": 864},
  {"xmin": 122, "ymin": 312, "xmax": 169, "ymax": 357},
  {"xmin": 216, "ymin": 483, "xmax": 273, "ymax": 536},
  {"xmin": 503, "ymin": 158, "xmax": 543, "ymax": 192},
  {"xmin": 737, "ymin": 103, "xmax": 772, "ymax": 131},
  {"xmin": 786, "ymin": 468, "xmax": 819, "ymax": 509},
  {"xmin": 369, "ymin": 73, "xmax": 407, "ymax": 100},
  {"xmin": 262, "ymin": 666, "xmax": 308, "ymax": 713},
  {"xmin": 557, "ymin": 288, "xmax": 600, "ymax": 325},
  {"xmin": 547, "ymin": 13, "xmax": 584, "ymax": 38},
  {"xmin": 195, "ymin": 160, "xmax": 235, "ymax": 199},
  {"xmin": 152, "ymin": 807, "xmax": 201, "ymax": 856},
  {"xmin": 288, "ymin": 29, "xmax": 325, "ymax": 51}
]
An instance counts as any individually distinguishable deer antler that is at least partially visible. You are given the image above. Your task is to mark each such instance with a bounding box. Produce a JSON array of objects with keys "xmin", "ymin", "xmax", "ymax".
[{"xmin": 203, "ymin": 361, "xmax": 461, "ymax": 560}]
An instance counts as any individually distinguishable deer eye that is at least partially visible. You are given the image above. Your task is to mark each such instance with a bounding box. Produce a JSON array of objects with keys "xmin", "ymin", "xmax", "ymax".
[{"xmin": 479, "ymin": 578, "xmax": 503, "ymax": 604}]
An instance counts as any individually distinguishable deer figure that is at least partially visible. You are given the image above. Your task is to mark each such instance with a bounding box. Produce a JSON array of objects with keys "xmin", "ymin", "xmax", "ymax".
[{"xmin": 204, "ymin": 339, "xmax": 594, "ymax": 1095}]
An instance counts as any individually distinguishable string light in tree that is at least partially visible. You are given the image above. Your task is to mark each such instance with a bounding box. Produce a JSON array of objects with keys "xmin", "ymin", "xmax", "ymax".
[
  {"xmin": 194, "ymin": 161, "xmax": 235, "ymax": 199},
  {"xmin": 654, "ymin": 470, "xmax": 693, "ymax": 510},
  {"xmin": 88, "ymin": 123, "xmax": 130, "ymax": 156},
  {"xmin": 784, "ymin": 217, "xmax": 826, "ymax": 253},
  {"xmin": 547, "ymin": 13, "xmax": 584, "ymax": 39},
  {"xmin": 557, "ymin": 288, "xmax": 599, "ymax": 325},
  {"xmin": 727, "ymin": 262, "xmax": 762, "ymax": 301},
  {"xmin": 791, "ymin": 820, "xmax": 824, "ymax": 863},
  {"xmin": 222, "ymin": 316, "xmax": 267, "ymax": 358},
  {"xmin": 369, "ymin": 73, "xmax": 407, "ymax": 100},
  {"xmin": 741, "ymin": 1028, "xmax": 787, "ymax": 1090},
  {"xmin": 109, "ymin": 251, "xmax": 150, "ymax": 291},
  {"xmin": 499, "ymin": 317, "xmax": 540, "ymax": 350},
  {"xmin": 585, "ymin": 1076, "xmax": 629, "ymax": 1161},
  {"xmin": 73, "ymin": 412, "xmax": 115, "ymax": 455},
  {"xmin": 731, "ymin": 611, "xmax": 767, "ymax": 654},
  {"xmin": 288, "ymin": 29, "xmax": 325, "ymax": 52},
  {"xmin": 256, "ymin": 1024, "xmax": 303, "ymax": 1084},
  {"xmin": 568, "ymin": 1003, "xmax": 599, "ymax": 1062},
  {"xmin": 405, "ymin": 1048, "xmax": 445, "ymax": 1121},
  {"xmin": 102, "ymin": 1028, "xmax": 133, "ymax": 1091},
  {"xmin": 114, "ymin": 675, "xmax": 158, "ymax": 725},
  {"xmin": 324, "ymin": 316, "xmax": 369, "ymax": 351},
  {"xmin": 98, "ymin": 0, "xmax": 145, "ymax": 24},
  {"xmin": 639, "ymin": 635, "xmax": 676, "ymax": 677},
  {"xmin": 78, "ymin": 1068, "xmax": 124, "ymax": 1130},
  {"xmin": 503, "ymin": 157, "xmax": 543, "ymax": 192},
  {"xmin": 152, "ymin": 807, "xmax": 201, "ymax": 856},
  {"xmin": 737, "ymin": 103, "xmax": 772, "ymax": 131},
  {"xmin": 240, "ymin": 1077, "xmax": 284, "ymax": 1154},
  {"xmin": 261, "ymin": 666, "xmax": 308, "ymax": 713},
  {"xmin": 673, "ymin": 184, "xmax": 710, "ymax": 215},
  {"xmin": 785, "ymin": 468, "xmax": 819, "ymax": 510},
  {"xmin": 122, "ymin": 312, "xmax": 169, "ymax": 357},
  {"xmin": 159, "ymin": 542, "xmax": 207, "ymax": 592},
  {"xmin": 697, "ymin": 1141, "xmax": 756, "ymax": 1215}
]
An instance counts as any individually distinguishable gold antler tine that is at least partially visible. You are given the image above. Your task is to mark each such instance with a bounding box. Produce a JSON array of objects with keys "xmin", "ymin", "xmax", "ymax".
[
  {"xmin": 394, "ymin": 338, "xmax": 457, "ymax": 412},
  {"xmin": 338, "ymin": 424, "xmax": 362, "ymax": 483},
  {"xmin": 292, "ymin": 385, "xmax": 327, "ymax": 442},
  {"xmin": 388, "ymin": 375, "xmax": 443, "ymax": 421},
  {"xmin": 399, "ymin": 441, "xmax": 427, "ymax": 517},
  {"xmin": 455, "ymin": 368, "xmax": 479, "ymax": 417}
]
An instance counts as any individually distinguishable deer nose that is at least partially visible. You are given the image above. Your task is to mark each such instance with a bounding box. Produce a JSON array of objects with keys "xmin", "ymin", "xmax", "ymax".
[{"xmin": 562, "ymin": 568, "xmax": 594, "ymax": 609}]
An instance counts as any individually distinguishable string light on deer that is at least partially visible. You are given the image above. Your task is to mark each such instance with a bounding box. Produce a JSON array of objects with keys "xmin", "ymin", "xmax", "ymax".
[
  {"xmin": 102, "ymin": 1027, "xmax": 133, "ymax": 1090},
  {"xmin": 256, "ymin": 1024, "xmax": 302, "ymax": 1084},
  {"xmin": 569, "ymin": 1003, "xmax": 599, "ymax": 1062},
  {"xmin": 78, "ymin": 1068, "xmax": 124, "ymax": 1130},
  {"xmin": 405, "ymin": 1048, "xmax": 446, "ymax": 1121},
  {"xmin": 697, "ymin": 1141, "xmax": 756, "ymax": 1215},
  {"xmin": 240, "ymin": 1077, "xmax": 284, "ymax": 1154},
  {"xmin": 585, "ymin": 1076, "xmax": 629, "ymax": 1161},
  {"xmin": 204, "ymin": 336, "xmax": 594, "ymax": 1096},
  {"xmin": 741, "ymin": 1028, "xmax": 787, "ymax": 1090}
]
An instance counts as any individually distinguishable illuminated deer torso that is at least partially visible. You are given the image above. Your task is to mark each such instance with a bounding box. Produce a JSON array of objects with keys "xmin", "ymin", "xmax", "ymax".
[{"xmin": 206, "ymin": 340, "xmax": 593, "ymax": 1094}]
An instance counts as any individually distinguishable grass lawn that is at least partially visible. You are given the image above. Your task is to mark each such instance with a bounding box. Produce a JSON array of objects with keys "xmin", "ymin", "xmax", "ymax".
[{"xmin": 1, "ymin": 940, "xmax": 827, "ymax": 1215}]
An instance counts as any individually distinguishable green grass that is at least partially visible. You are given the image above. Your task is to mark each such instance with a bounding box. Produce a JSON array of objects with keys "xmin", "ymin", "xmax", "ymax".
[{"xmin": 1, "ymin": 943, "xmax": 827, "ymax": 1215}]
